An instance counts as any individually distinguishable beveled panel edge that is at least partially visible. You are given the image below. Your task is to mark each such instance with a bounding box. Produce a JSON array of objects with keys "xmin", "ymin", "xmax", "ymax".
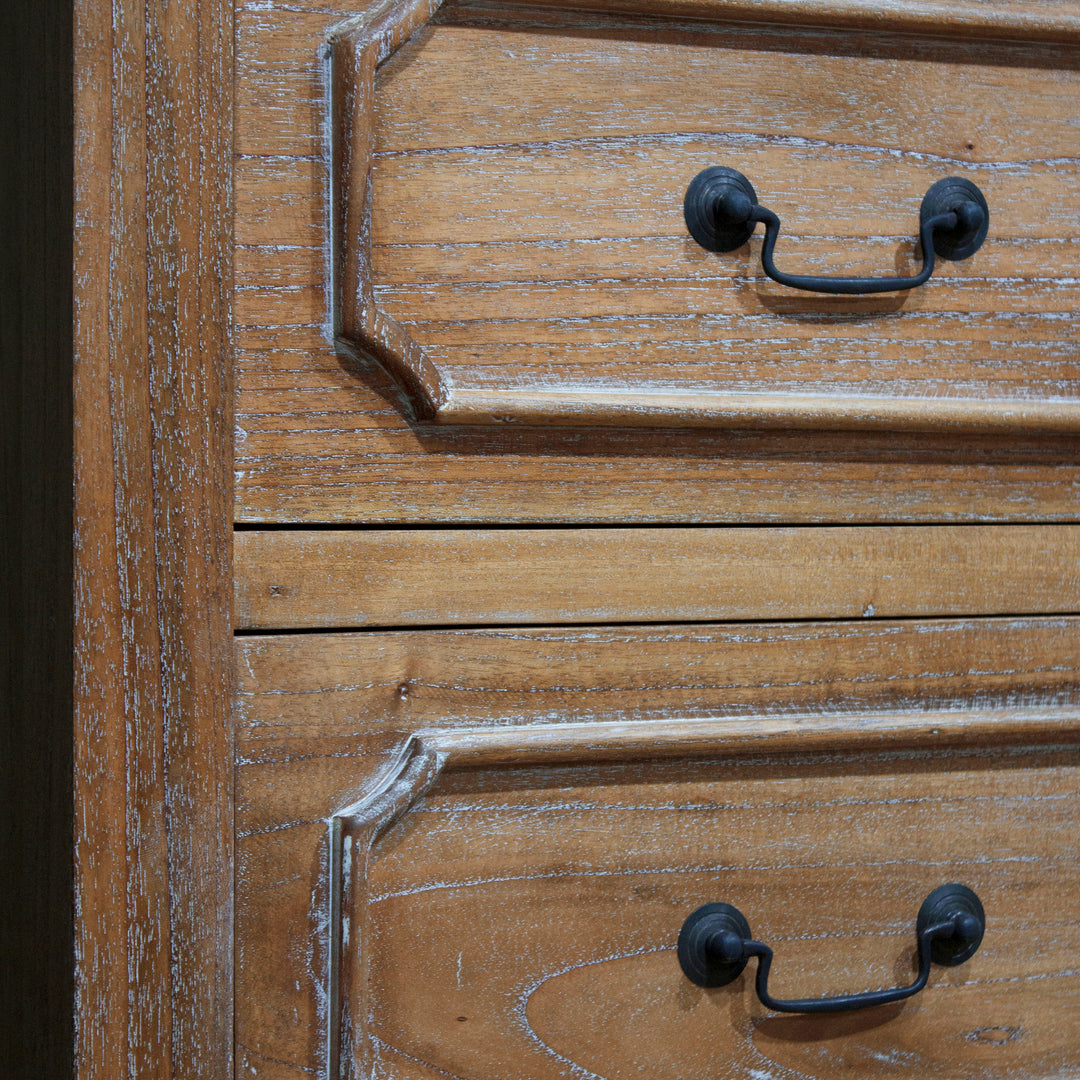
[
  {"xmin": 507, "ymin": 0, "xmax": 1080, "ymax": 44},
  {"xmin": 416, "ymin": 706, "xmax": 1080, "ymax": 767},
  {"xmin": 325, "ymin": 704, "xmax": 1080, "ymax": 1078},
  {"xmin": 327, "ymin": 743, "xmax": 443, "ymax": 1080},
  {"xmin": 330, "ymin": 0, "xmax": 448, "ymax": 421},
  {"xmin": 328, "ymin": 742, "xmax": 444, "ymax": 1080},
  {"xmin": 329, "ymin": 0, "xmax": 1080, "ymax": 434},
  {"xmin": 444, "ymin": 389, "xmax": 1080, "ymax": 433},
  {"xmin": 331, "ymin": 706, "xmax": 1066, "ymax": 833}
]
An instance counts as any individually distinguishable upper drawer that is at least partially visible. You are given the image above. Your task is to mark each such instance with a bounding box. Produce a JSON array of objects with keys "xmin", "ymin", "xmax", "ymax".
[
  {"xmin": 331, "ymin": 0, "xmax": 1080, "ymax": 433},
  {"xmin": 236, "ymin": 0, "xmax": 1080, "ymax": 524}
]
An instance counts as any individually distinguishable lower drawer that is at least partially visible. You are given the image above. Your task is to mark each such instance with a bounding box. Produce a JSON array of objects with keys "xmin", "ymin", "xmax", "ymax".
[{"xmin": 335, "ymin": 728, "xmax": 1079, "ymax": 1080}]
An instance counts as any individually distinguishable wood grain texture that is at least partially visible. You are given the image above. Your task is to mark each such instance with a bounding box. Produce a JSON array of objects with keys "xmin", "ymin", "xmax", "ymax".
[
  {"xmin": 325, "ymin": 2, "xmax": 1080, "ymax": 430},
  {"xmin": 235, "ymin": 334, "xmax": 1080, "ymax": 519},
  {"xmin": 234, "ymin": 524, "xmax": 1080, "ymax": 629},
  {"xmin": 341, "ymin": 739, "xmax": 1080, "ymax": 1080},
  {"xmin": 236, "ymin": 0, "xmax": 1080, "ymax": 522},
  {"xmin": 73, "ymin": 0, "xmax": 234, "ymax": 1074},
  {"xmin": 234, "ymin": 9, "xmax": 1080, "ymax": 1080},
  {"xmin": 493, "ymin": 0, "xmax": 1080, "ymax": 44},
  {"xmin": 234, "ymin": 617, "xmax": 1080, "ymax": 1078},
  {"xmin": 235, "ymin": 618, "xmax": 1080, "ymax": 772},
  {"xmin": 331, "ymin": 0, "xmax": 445, "ymax": 420},
  {"xmin": 419, "ymin": 706, "xmax": 1080, "ymax": 765},
  {"xmin": 237, "ymin": 0, "xmax": 1080, "ymax": 42}
]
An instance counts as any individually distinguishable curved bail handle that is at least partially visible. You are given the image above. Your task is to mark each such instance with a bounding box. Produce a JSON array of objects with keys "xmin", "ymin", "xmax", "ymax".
[
  {"xmin": 677, "ymin": 884, "xmax": 985, "ymax": 1014},
  {"xmin": 683, "ymin": 167, "xmax": 989, "ymax": 295}
]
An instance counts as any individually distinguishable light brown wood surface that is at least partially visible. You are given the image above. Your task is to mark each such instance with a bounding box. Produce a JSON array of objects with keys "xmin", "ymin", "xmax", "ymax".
[
  {"xmin": 236, "ymin": 618, "xmax": 1080, "ymax": 773},
  {"xmin": 343, "ymin": 738, "xmax": 1080, "ymax": 1080},
  {"xmin": 484, "ymin": 0, "xmax": 1080, "ymax": 43},
  {"xmin": 236, "ymin": 0, "xmax": 1080, "ymax": 521},
  {"xmin": 73, "ymin": 0, "xmax": 235, "ymax": 1075},
  {"xmin": 234, "ymin": 616, "xmax": 1078, "ymax": 1078},
  {"xmin": 60, "ymin": 0, "xmax": 1080, "ymax": 1074},
  {"xmin": 229, "ymin": 3, "xmax": 1080, "ymax": 1080},
  {"xmin": 234, "ymin": 363, "xmax": 1080, "ymax": 520},
  {"xmin": 325, "ymin": 2, "xmax": 1080, "ymax": 430},
  {"xmin": 234, "ymin": 524, "xmax": 1080, "ymax": 629},
  {"xmin": 419, "ymin": 707, "xmax": 1080, "ymax": 765}
]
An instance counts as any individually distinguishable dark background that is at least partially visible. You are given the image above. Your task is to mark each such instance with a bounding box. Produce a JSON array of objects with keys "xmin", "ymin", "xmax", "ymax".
[{"xmin": 1, "ymin": 0, "xmax": 74, "ymax": 1075}]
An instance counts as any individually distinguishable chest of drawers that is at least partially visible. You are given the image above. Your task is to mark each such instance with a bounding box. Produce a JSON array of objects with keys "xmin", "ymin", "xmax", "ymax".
[{"xmin": 69, "ymin": 1, "xmax": 1080, "ymax": 1078}]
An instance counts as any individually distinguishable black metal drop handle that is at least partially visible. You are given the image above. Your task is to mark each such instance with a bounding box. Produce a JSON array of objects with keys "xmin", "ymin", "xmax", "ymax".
[
  {"xmin": 678, "ymin": 883, "xmax": 985, "ymax": 1014},
  {"xmin": 684, "ymin": 168, "xmax": 989, "ymax": 295}
]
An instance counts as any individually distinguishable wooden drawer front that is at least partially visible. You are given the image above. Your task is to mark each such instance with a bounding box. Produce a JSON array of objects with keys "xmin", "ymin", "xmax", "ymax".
[
  {"xmin": 236, "ymin": 0, "xmax": 1080, "ymax": 525},
  {"xmin": 234, "ymin": 618, "xmax": 1080, "ymax": 1079},
  {"xmin": 232, "ymin": 4, "xmax": 1080, "ymax": 1077},
  {"xmin": 335, "ymin": 734, "xmax": 1079, "ymax": 1080},
  {"xmin": 332, "ymin": 0, "xmax": 1080, "ymax": 432}
]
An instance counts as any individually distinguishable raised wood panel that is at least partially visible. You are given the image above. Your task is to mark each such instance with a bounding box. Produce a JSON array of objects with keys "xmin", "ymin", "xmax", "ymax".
[
  {"xmin": 371, "ymin": 13, "xmax": 1071, "ymax": 159},
  {"xmin": 235, "ymin": 0, "xmax": 1080, "ymax": 522},
  {"xmin": 234, "ymin": 619, "xmax": 1080, "ymax": 1079},
  {"xmin": 329, "ymin": 1, "xmax": 1080, "ymax": 430},
  {"xmin": 233, "ymin": 524, "xmax": 1080, "ymax": 629},
  {"xmin": 234, "ymin": 0, "xmax": 1080, "ymax": 156},
  {"xmin": 339, "ymin": 737, "xmax": 1080, "ymax": 1080},
  {"xmin": 233, "ymin": 6, "xmax": 1080, "ymax": 1077}
]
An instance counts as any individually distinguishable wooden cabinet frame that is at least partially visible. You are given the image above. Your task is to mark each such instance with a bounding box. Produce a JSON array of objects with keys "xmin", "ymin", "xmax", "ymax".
[{"xmin": 73, "ymin": 0, "xmax": 236, "ymax": 1075}]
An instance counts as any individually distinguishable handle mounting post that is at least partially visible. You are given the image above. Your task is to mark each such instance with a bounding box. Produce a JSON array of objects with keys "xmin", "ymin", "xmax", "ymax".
[
  {"xmin": 677, "ymin": 884, "xmax": 986, "ymax": 1014},
  {"xmin": 684, "ymin": 167, "xmax": 989, "ymax": 295}
]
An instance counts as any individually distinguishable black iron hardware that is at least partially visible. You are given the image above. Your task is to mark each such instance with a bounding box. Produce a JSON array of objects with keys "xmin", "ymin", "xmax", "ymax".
[
  {"xmin": 683, "ymin": 167, "xmax": 989, "ymax": 295},
  {"xmin": 677, "ymin": 883, "xmax": 985, "ymax": 1013}
]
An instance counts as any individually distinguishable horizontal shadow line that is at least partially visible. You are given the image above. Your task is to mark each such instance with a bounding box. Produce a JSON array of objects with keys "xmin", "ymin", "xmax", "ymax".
[
  {"xmin": 233, "ymin": 520, "xmax": 1080, "ymax": 532},
  {"xmin": 232, "ymin": 611, "xmax": 1080, "ymax": 637}
]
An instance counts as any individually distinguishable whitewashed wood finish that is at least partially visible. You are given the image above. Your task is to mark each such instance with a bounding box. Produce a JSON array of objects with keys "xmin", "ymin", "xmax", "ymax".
[
  {"xmin": 234, "ymin": 616, "xmax": 1079, "ymax": 1078},
  {"xmin": 233, "ymin": 6, "xmax": 1080, "ymax": 1080},
  {"xmin": 325, "ymin": 1, "xmax": 1080, "ymax": 431},
  {"xmin": 331, "ymin": 722, "xmax": 1080, "ymax": 1080},
  {"xmin": 331, "ymin": 0, "xmax": 447, "ymax": 420},
  {"xmin": 74, "ymin": 0, "xmax": 235, "ymax": 1074},
  {"xmin": 236, "ymin": 0, "xmax": 1080, "ymax": 523},
  {"xmin": 528, "ymin": 0, "xmax": 1080, "ymax": 43},
  {"xmin": 235, "ymin": 617, "xmax": 1080, "ymax": 773},
  {"xmin": 233, "ymin": 524, "xmax": 1080, "ymax": 629},
  {"xmin": 234, "ymin": 344, "xmax": 1080, "ymax": 519},
  {"xmin": 236, "ymin": 617, "xmax": 1080, "ymax": 755},
  {"xmin": 418, "ymin": 707, "xmax": 1080, "ymax": 764}
]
